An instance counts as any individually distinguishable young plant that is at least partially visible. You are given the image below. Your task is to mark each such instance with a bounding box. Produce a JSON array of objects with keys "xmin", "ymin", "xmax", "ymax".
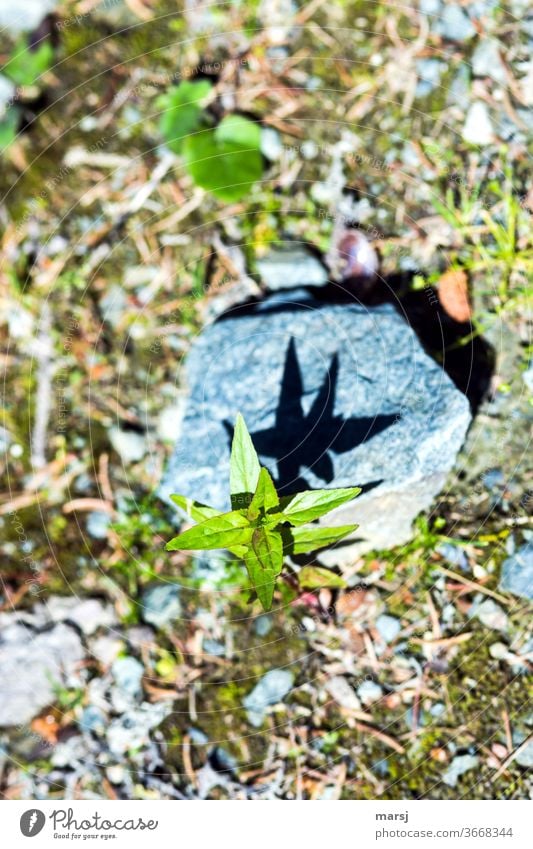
[
  {"xmin": 157, "ymin": 80, "xmax": 263, "ymax": 201},
  {"xmin": 1, "ymin": 37, "xmax": 54, "ymax": 154},
  {"xmin": 166, "ymin": 414, "xmax": 361, "ymax": 610}
]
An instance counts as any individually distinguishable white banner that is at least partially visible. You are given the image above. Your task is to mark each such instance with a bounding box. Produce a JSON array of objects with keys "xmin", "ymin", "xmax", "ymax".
[{"xmin": 1, "ymin": 800, "xmax": 531, "ymax": 849}]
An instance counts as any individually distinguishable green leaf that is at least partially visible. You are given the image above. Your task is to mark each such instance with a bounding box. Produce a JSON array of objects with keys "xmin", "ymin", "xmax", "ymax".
[
  {"xmin": 247, "ymin": 466, "xmax": 279, "ymax": 520},
  {"xmin": 158, "ymin": 80, "xmax": 212, "ymax": 154},
  {"xmin": 166, "ymin": 510, "xmax": 252, "ymax": 551},
  {"xmin": 280, "ymin": 487, "xmax": 361, "ymax": 526},
  {"xmin": 0, "ymin": 108, "xmax": 19, "ymax": 153},
  {"xmin": 229, "ymin": 413, "xmax": 261, "ymax": 509},
  {"xmin": 282, "ymin": 524, "xmax": 358, "ymax": 555},
  {"xmin": 182, "ymin": 114, "xmax": 263, "ymax": 201},
  {"xmin": 4, "ymin": 40, "xmax": 53, "ymax": 87},
  {"xmin": 244, "ymin": 528, "xmax": 283, "ymax": 610},
  {"xmin": 170, "ymin": 493, "xmax": 220, "ymax": 523},
  {"xmin": 298, "ymin": 566, "xmax": 346, "ymax": 590}
]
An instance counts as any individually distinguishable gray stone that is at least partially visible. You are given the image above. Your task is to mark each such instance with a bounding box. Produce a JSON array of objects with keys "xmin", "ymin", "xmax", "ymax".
[
  {"xmin": 260, "ymin": 127, "xmax": 283, "ymax": 161},
  {"xmin": 44, "ymin": 596, "xmax": 116, "ymax": 635},
  {"xmin": 463, "ymin": 102, "xmax": 494, "ymax": 146},
  {"xmin": 0, "ymin": 622, "xmax": 85, "ymax": 727},
  {"xmin": 437, "ymin": 5, "xmax": 476, "ymax": 42},
  {"xmin": 256, "ymin": 245, "xmax": 328, "ymax": 291},
  {"xmin": 100, "ymin": 284, "xmax": 127, "ymax": 329},
  {"xmin": 325, "ymin": 676, "xmax": 361, "ymax": 711},
  {"xmin": 86, "ymin": 511, "xmax": 111, "ymax": 540},
  {"xmin": 106, "ymin": 702, "xmax": 171, "ymax": 757},
  {"xmin": 254, "ymin": 614, "xmax": 273, "ymax": 637},
  {"xmin": 499, "ymin": 542, "xmax": 533, "ymax": 601},
  {"xmin": 141, "ymin": 584, "xmax": 181, "ymax": 629},
  {"xmin": 187, "ymin": 726, "xmax": 209, "ymax": 745},
  {"xmin": 109, "ymin": 427, "xmax": 147, "ymax": 462},
  {"xmin": 357, "ymin": 679, "xmax": 383, "ymax": 705},
  {"xmin": 161, "ymin": 297, "xmax": 471, "ymax": 564},
  {"xmin": 111, "ymin": 656, "xmax": 144, "ymax": 699},
  {"xmin": 158, "ymin": 400, "xmax": 186, "ymax": 443},
  {"xmin": 471, "ymin": 40, "xmax": 507, "ymax": 83},
  {"xmin": 436, "ymin": 542, "xmax": 468, "ymax": 571},
  {"xmin": 0, "ymin": 76, "xmax": 15, "ymax": 117},
  {"xmin": 89, "ymin": 635, "xmax": 123, "ymax": 665},
  {"xmin": 79, "ymin": 705, "xmax": 107, "ymax": 736},
  {"xmin": 514, "ymin": 738, "xmax": 533, "ymax": 768},
  {"xmin": 243, "ymin": 669, "xmax": 294, "ymax": 727},
  {"xmin": 522, "ymin": 362, "xmax": 533, "ymax": 392},
  {"xmin": 415, "ymin": 59, "xmax": 445, "ymax": 96},
  {"xmin": 0, "ymin": 0, "xmax": 57, "ymax": 34},
  {"xmin": 203, "ymin": 639, "xmax": 225, "ymax": 656},
  {"xmin": 470, "ymin": 598, "xmax": 509, "ymax": 632},
  {"xmin": 375, "ymin": 614, "xmax": 401, "ymax": 643},
  {"xmin": 442, "ymin": 754, "xmax": 479, "ymax": 787}
]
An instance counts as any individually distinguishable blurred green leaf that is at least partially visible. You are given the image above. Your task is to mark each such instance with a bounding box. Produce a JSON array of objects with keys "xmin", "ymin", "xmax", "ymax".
[
  {"xmin": 298, "ymin": 565, "xmax": 346, "ymax": 589},
  {"xmin": 158, "ymin": 79, "xmax": 212, "ymax": 154},
  {"xmin": 182, "ymin": 114, "xmax": 263, "ymax": 201},
  {"xmin": 170, "ymin": 493, "xmax": 220, "ymax": 523},
  {"xmin": 0, "ymin": 107, "xmax": 19, "ymax": 152},
  {"xmin": 4, "ymin": 40, "xmax": 53, "ymax": 87}
]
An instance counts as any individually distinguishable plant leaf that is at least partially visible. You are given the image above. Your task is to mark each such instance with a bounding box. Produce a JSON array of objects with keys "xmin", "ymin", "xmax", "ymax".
[
  {"xmin": 280, "ymin": 487, "xmax": 361, "ymax": 526},
  {"xmin": 5, "ymin": 39, "xmax": 53, "ymax": 86},
  {"xmin": 170, "ymin": 493, "xmax": 220, "ymax": 523},
  {"xmin": 229, "ymin": 413, "xmax": 261, "ymax": 509},
  {"xmin": 298, "ymin": 566, "xmax": 346, "ymax": 590},
  {"xmin": 182, "ymin": 115, "xmax": 263, "ymax": 201},
  {"xmin": 282, "ymin": 524, "xmax": 358, "ymax": 555},
  {"xmin": 158, "ymin": 79, "xmax": 212, "ymax": 154},
  {"xmin": 166, "ymin": 510, "xmax": 252, "ymax": 551},
  {"xmin": 247, "ymin": 466, "xmax": 279, "ymax": 520},
  {"xmin": 244, "ymin": 528, "xmax": 283, "ymax": 610},
  {"xmin": 0, "ymin": 108, "xmax": 19, "ymax": 153}
]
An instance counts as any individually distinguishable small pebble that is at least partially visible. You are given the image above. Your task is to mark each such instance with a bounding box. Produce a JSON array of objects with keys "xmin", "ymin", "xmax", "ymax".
[
  {"xmin": 470, "ymin": 598, "xmax": 509, "ymax": 632},
  {"xmin": 463, "ymin": 102, "xmax": 494, "ymax": 146},
  {"xmin": 254, "ymin": 615, "xmax": 273, "ymax": 637},
  {"xmin": 112, "ymin": 656, "xmax": 144, "ymax": 699},
  {"xmin": 375, "ymin": 614, "xmax": 401, "ymax": 643},
  {"xmin": 86, "ymin": 511, "xmax": 111, "ymax": 540},
  {"xmin": 106, "ymin": 765, "xmax": 125, "ymax": 785},
  {"xmin": 141, "ymin": 584, "xmax": 181, "ymax": 629},
  {"xmin": 108, "ymin": 427, "xmax": 147, "ymax": 462},
  {"xmin": 357, "ymin": 679, "xmax": 383, "ymax": 705},
  {"xmin": 442, "ymin": 754, "xmax": 479, "ymax": 787},
  {"xmin": 243, "ymin": 669, "xmax": 294, "ymax": 727}
]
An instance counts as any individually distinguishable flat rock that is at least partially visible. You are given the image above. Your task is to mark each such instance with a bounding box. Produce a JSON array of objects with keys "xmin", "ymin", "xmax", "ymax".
[
  {"xmin": 499, "ymin": 542, "xmax": 533, "ymax": 601},
  {"xmin": 141, "ymin": 584, "xmax": 182, "ymax": 629},
  {"xmin": 161, "ymin": 296, "xmax": 471, "ymax": 563},
  {"xmin": 463, "ymin": 102, "xmax": 494, "ymax": 147},
  {"xmin": 0, "ymin": 622, "xmax": 85, "ymax": 727},
  {"xmin": 325, "ymin": 676, "xmax": 361, "ymax": 711},
  {"xmin": 0, "ymin": 0, "xmax": 57, "ymax": 33},
  {"xmin": 442, "ymin": 754, "xmax": 479, "ymax": 788},
  {"xmin": 243, "ymin": 669, "xmax": 294, "ymax": 727},
  {"xmin": 256, "ymin": 245, "xmax": 328, "ymax": 291}
]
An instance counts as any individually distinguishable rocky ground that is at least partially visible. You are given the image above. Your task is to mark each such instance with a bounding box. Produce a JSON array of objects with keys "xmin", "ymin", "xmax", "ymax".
[{"xmin": 0, "ymin": 0, "xmax": 531, "ymax": 799}]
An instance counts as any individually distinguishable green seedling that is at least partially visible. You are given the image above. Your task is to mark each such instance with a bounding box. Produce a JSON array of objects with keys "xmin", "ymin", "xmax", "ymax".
[
  {"xmin": 157, "ymin": 80, "xmax": 263, "ymax": 201},
  {"xmin": 166, "ymin": 414, "xmax": 361, "ymax": 610},
  {"xmin": 1, "ymin": 37, "xmax": 54, "ymax": 154}
]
